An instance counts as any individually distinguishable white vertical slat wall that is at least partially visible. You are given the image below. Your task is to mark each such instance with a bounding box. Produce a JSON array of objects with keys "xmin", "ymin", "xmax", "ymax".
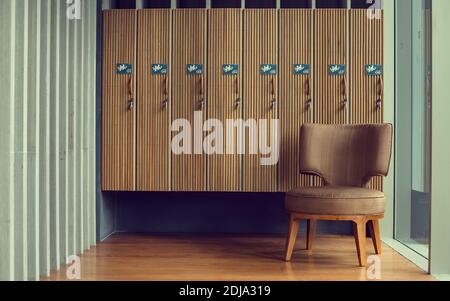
[{"xmin": 0, "ymin": 0, "xmax": 97, "ymax": 281}]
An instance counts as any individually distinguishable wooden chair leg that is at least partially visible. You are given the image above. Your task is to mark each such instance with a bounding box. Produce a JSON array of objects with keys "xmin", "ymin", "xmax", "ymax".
[
  {"xmin": 306, "ymin": 219, "xmax": 317, "ymax": 251},
  {"xmin": 353, "ymin": 219, "xmax": 367, "ymax": 267},
  {"xmin": 285, "ymin": 215, "xmax": 300, "ymax": 261},
  {"xmin": 368, "ymin": 219, "xmax": 382, "ymax": 255}
]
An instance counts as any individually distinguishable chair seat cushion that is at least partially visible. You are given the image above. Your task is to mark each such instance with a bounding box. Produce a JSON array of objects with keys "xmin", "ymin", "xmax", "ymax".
[{"xmin": 285, "ymin": 186, "xmax": 385, "ymax": 215}]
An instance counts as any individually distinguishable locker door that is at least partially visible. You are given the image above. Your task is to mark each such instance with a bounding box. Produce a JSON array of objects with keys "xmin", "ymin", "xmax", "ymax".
[
  {"xmin": 207, "ymin": 9, "xmax": 242, "ymax": 192},
  {"xmin": 102, "ymin": 10, "xmax": 137, "ymax": 191},
  {"xmin": 278, "ymin": 9, "xmax": 313, "ymax": 192},
  {"xmin": 172, "ymin": 9, "xmax": 207, "ymax": 191},
  {"xmin": 243, "ymin": 9, "xmax": 278, "ymax": 192},
  {"xmin": 137, "ymin": 9, "xmax": 172, "ymax": 191},
  {"xmin": 314, "ymin": 9, "xmax": 348, "ymax": 125},
  {"xmin": 350, "ymin": 9, "xmax": 384, "ymax": 190}
]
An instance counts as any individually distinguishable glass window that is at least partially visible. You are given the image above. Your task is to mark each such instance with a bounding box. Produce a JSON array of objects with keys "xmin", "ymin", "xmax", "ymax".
[
  {"xmin": 281, "ymin": 0, "xmax": 311, "ymax": 8},
  {"xmin": 177, "ymin": 0, "xmax": 206, "ymax": 8},
  {"xmin": 315, "ymin": 0, "xmax": 347, "ymax": 8},
  {"xmin": 245, "ymin": 0, "xmax": 277, "ymax": 8},
  {"xmin": 395, "ymin": 0, "xmax": 432, "ymax": 260},
  {"xmin": 212, "ymin": 0, "xmax": 241, "ymax": 8}
]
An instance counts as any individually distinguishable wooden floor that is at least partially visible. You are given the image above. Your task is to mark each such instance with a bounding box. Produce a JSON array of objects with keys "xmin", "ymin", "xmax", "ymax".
[{"xmin": 43, "ymin": 233, "xmax": 433, "ymax": 281}]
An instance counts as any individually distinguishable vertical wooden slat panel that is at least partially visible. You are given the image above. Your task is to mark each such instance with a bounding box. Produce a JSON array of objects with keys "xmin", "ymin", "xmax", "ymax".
[
  {"xmin": 350, "ymin": 9, "xmax": 384, "ymax": 191},
  {"xmin": 314, "ymin": 9, "xmax": 348, "ymax": 125},
  {"xmin": 207, "ymin": 9, "xmax": 242, "ymax": 192},
  {"xmin": 102, "ymin": 10, "xmax": 137, "ymax": 191},
  {"xmin": 137, "ymin": 9, "xmax": 172, "ymax": 192},
  {"xmin": 279, "ymin": 9, "xmax": 313, "ymax": 192},
  {"xmin": 243, "ymin": 9, "xmax": 278, "ymax": 192},
  {"xmin": 172, "ymin": 9, "xmax": 207, "ymax": 192}
]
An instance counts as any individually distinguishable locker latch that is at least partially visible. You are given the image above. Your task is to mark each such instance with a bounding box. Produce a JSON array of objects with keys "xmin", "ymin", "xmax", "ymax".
[{"xmin": 376, "ymin": 77, "xmax": 383, "ymax": 111}]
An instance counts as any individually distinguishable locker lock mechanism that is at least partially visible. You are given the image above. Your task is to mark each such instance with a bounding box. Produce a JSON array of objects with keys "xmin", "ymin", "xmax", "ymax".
[
  {"xmin": 128, "ymin": 99, "xmax": 134, "ymax": 111},
  {"xmin": 199, "ymin": 96, "xmax": 205, "ymax": 110},
  {"xmin": 236, "ymin": 97, "xmax": 241, "ymax": 108},
  {"xmin": 376, "ymin": 99, "xmax": 382, "ymax": 111}
]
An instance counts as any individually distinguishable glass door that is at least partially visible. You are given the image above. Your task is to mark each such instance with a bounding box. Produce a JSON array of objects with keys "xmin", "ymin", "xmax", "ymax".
[{"xmin": 395, "ymin": 0, "xmax": 432, "ymax": 259}]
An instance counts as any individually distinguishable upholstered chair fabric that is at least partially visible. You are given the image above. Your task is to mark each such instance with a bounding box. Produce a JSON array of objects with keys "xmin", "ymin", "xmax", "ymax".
[{"xmin": 298, "ymin": 124, "xmax": 393, "ymax": 188}]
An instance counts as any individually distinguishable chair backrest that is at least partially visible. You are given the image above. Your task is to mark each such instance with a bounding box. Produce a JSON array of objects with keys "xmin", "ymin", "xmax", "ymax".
[{"xmin": 299, "ymin": 124, "xmax": 393, "ymax": 187}]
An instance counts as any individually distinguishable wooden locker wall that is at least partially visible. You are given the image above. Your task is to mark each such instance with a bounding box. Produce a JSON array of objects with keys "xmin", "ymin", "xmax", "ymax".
[
  {"xmin": 102, "ymin": 10, "xmax": 137, "ymax": 191},
  {"xmin": 207, "ymin": 9, "xmax": 242, "ymax": 191},
  {"xmin": 243, "ymin": 9, "xmax": 278, "ymax": 192},
  {"xmin": 314, "ymin": 9, "xmax": 348, "ymax": 125},
  {"xmin": 137, "ymin": 9, "xmax": 172, "ymax": 191},
  {"xmin": 278, "ymin": 9, "xmax": 313, "ymax": 192},
  {"xmin": 172, "ymin": 9, "xmax": 207, "ymax": 191},
  {"xmin": 350, "ymin": 9, "xmax": 384, "ymax": 191}
]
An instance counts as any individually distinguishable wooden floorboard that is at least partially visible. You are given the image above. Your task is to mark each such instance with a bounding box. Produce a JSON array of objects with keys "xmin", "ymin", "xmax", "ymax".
[{"xmin": 42, "ymin": 233, "xmax": 433, "ymax": 281}]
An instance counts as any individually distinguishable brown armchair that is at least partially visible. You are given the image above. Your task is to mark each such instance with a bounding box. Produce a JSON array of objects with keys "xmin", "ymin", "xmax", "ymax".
[{"xmin": 284, "ymin": 124, "xmax": 393, "ymax": 267}]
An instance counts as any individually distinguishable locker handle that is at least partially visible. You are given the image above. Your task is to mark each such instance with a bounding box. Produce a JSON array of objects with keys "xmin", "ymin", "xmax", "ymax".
[
  {"xmin": 376, "ymin": 77, "xmax": 383, "ymax": 111},
  {"xmin": 305, "ymin": 77, "xmax": 312, "ymax": 110},
  {"xmin": 270, "ymin": 77, "xmax": 277, "ymax": 108},
  {"xmin": 162, "ymin": 76, "xmax": 169, "ymax": 108},
  {"xmin": 235, "ymin": 78, "xmax": 240, "ymax": 108},
  {"xmin": 341, "ymin": 78, "xmax": 347, "ymax": 109},
  {"xmin": 199, "ymin": 77, "xmax": 204, "ymax": 110},
  {"xmin": 128, "ymin": 76, "xmax": 134, "ymax": 111},
  {"xmin": 128, "ymin": 76, "xmax": 133, "ymax": 99}
]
